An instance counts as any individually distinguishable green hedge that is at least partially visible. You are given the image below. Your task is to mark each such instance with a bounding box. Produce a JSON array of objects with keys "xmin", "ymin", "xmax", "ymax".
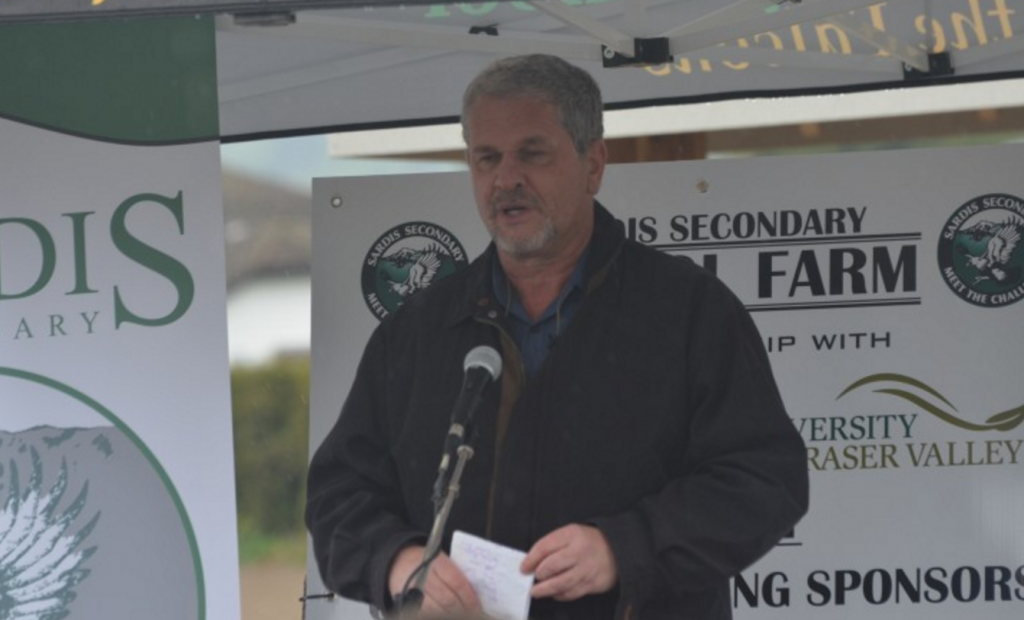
[{"xmin": 231, "ymin": 357, "xmax": 310, "ymax": 541}]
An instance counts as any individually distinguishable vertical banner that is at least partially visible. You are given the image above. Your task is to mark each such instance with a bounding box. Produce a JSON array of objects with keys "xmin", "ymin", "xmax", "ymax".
[
  {"xmin": 0, "ymin": 17, "xmax": 239, "ymax": 620},
  {"xmin": 308, "ymin": 145, "xmax": 1023, "ymax": 619}
]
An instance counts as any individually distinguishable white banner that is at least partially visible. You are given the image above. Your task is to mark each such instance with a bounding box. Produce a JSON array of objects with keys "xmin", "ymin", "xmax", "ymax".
[
  {"xmin": 0, "ymin": 120, "xmax": 240, "ymax": 619},
  {"xmin": 0, "ymin": 18, "xmax": 239, "ymax": 620},
  {"xmin": 308, "ymin": 144, "xmax": 1024, "ymax": 619}
]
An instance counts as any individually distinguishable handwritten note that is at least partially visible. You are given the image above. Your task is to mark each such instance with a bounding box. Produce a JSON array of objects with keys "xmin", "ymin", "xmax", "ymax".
[{"xmin": 450, "ymin": 530, "xmax": 534, "ymax": 620}]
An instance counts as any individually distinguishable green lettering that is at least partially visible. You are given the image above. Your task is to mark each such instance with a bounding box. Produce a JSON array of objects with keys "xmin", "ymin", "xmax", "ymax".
[
  {"xmin": 422, "ymin": 4, "xmax": 451, "ymax": 18},
  {"xmin": 111, "ymin": 192, "xmax": 194, "ymax": 328},
  {"xmin": 64, "ymin": 211, "xmax": 99, "ymax": 295},
  {"xmin": 50, "ymin": 314, "xmax": 67, "ymax": 336},
  {"xmin": 0, "ymin": 218, "xmax": 56, "ymax": 300},
  {"xmin": 458, "ymin": 2, "xmax": 498, "ymax": 16},
  {"xmin": 14, "ymin": 318, "xmax": 33, "ymax": 340},
  {"xmin": 81, "ymin": 311, "xmax": 100, "ymax": 334}
]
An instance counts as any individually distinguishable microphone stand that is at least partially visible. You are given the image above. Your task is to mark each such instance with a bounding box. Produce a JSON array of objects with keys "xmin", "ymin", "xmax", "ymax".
[{"xmin": 399, "ymin": 443, "xmax": 475, "ymax": 618}]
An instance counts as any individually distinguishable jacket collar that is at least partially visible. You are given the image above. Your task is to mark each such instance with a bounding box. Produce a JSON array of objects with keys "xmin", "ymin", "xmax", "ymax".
[{"xmin": 446, "ymin": 201, "xmax": 625, "ymax": 328}]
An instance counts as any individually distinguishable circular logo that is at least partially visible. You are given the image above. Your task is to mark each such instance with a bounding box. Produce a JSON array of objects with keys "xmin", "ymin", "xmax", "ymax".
[
  {"xmin": 0, "ymin": 367, "xmax": 203, "ymax": 620},
  {"xmin": 938, "ymin": 193, "xmax": 1024, "ymax": 308},
  {"xmin": 361, "ymin": 221, "xmax": 469, "ymax": 320}
]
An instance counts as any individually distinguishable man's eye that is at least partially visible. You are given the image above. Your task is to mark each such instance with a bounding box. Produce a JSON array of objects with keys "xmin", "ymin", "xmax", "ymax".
[
  {"xmin": 476, "ymin": 154, "xmax": 499, "ymax": 167},
  {"xmin": 522, "ymin": 150, "xmax": 547, "ymax": 161}
]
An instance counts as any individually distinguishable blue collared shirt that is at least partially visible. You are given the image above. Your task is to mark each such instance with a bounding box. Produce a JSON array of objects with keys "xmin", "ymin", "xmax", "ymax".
[{"xmin": 491, "ymin": 252, "xmax": 588, "ymax": 378}]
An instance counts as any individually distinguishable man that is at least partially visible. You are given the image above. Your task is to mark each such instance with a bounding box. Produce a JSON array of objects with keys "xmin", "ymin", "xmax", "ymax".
[{"xmin": 306, "ymin": 54, "xmax": 808, "ymax": 620}]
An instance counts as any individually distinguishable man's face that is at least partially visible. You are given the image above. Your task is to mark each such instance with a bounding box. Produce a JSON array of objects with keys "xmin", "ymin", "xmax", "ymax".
[{"xmin": 465, "ymin": 95, "xmax": 606, "ymax": 261}]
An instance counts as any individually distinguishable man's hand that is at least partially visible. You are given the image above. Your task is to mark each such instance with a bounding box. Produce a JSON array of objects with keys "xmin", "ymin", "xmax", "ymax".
[
  {"xmin": 389, "ymin": 546, "xmax": 482, "ymax": 615},
  {"xmin": 521, "ymin": 524, "xmax": 618, "ymax": 602}
]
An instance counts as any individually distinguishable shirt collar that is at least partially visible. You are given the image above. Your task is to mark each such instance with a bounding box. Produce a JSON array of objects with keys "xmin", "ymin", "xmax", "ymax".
[
  {"xmin": 491, "ymin": 248, "xmax": 589, "ymax": 325},
  {"xmin": 446, "ymin": 201, "xmax": 624, "ymax": 329}
]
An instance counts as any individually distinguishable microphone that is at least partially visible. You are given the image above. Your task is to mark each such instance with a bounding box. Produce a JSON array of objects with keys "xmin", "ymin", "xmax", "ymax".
[
  {"xmin": 404, "ymin": 345, "xmax": 503, "ymax": 611},
  {"xmin": 434, "ymin": 345, "xmax": 502, "ymax": 501},
  {"xmin": 449, "ymin": 345, "xmax": 502, "ymax": 441}
]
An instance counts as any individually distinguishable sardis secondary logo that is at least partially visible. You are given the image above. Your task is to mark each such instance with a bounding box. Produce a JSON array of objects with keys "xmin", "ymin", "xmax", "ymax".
[
  {"xmin": 361, "ymin": 221, "xmax": 468, "ymax": 320},
  {"xmin": 938, "ymin": 193, "xmax": 1024, "ymax": 308}
]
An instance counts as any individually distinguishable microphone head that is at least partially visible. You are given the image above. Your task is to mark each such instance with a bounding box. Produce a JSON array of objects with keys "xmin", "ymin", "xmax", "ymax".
[{"xmin": 464, "ymin": 345, "xmax": 502, "ymax": 381}]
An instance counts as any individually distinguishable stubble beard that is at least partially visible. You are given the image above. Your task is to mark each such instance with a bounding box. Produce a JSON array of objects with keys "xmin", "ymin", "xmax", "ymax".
[
  {"xmin": 492, "ymin": 217, "xmax": 557, "ymax": 257},
  {"xmin": 487, "ymin": 189, "xmax": 557, "ymax": 257}
]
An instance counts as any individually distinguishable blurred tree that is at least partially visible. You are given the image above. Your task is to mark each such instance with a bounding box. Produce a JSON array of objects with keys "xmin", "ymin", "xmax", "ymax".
[{"xmin": 232, "ymin": 357, "xmax": 310, "ymax": 540}]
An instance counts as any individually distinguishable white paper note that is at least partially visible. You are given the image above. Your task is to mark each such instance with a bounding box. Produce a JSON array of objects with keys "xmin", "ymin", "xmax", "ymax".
[{"xmin": 450, "ymin": 530, "xmax": 534, "ymax": 620}]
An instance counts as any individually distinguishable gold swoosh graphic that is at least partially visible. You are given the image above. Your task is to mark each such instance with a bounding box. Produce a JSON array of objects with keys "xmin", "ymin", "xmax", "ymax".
[{"xmin": 838, "ymin": 373, "xmax": 1024, "ymax": 432}]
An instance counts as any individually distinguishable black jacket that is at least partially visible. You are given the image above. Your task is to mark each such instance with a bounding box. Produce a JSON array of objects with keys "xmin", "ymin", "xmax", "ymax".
[{"xmin": 306, "ymin": 203, "xmax": 809, "ymax": 620}]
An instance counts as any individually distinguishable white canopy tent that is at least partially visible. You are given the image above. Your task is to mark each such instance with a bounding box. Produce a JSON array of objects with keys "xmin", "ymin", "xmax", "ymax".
[{"xmin": 5, "ymin": 0, "xmax": 1024, "ymax": 141}]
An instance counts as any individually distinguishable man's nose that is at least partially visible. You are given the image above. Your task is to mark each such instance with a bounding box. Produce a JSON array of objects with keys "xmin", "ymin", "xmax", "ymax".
[{"xmin": 494, "ymin": 157, "xmax": 525, "ymax": 191}]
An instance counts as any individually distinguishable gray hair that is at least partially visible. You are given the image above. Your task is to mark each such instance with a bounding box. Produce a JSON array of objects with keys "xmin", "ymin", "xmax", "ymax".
[{"xmin": 461, "ymin": 54, "xmax": 604, "ymax": 155}]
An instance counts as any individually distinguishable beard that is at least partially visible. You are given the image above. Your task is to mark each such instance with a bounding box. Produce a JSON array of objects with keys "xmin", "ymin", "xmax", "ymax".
[
  {"xmin": 486, "ymin": 187, "xmax": 557, "ymax": 257},
  {"xmin": 493, "ymin": 217, "xmax": 556, "ymax": 257}
]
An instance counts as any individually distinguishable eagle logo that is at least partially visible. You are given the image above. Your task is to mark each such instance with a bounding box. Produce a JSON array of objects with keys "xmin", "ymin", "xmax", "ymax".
[
  {"xmin": 379, "ymin": 245, "xmax": 444, "ymax": 298},
  {"xmin": 957, "ymin": 219, "xmax": 1022, "ymax": 284},
  {"xmin": 361, "ymin": 221, "xmax": 469, "ymax": 321},
  {"xmin": 939, "ymin": 194, "xmax": 1024, "ymax": 308},
  {"xmin": 0, "ymin": 448, "xmax": 99, "ymax": 620}
]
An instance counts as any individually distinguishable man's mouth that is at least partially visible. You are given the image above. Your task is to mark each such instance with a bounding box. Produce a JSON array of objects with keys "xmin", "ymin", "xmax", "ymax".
[{"xmin": 496, "ymin": 204, "xmax": 529, "ymax": 217}]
